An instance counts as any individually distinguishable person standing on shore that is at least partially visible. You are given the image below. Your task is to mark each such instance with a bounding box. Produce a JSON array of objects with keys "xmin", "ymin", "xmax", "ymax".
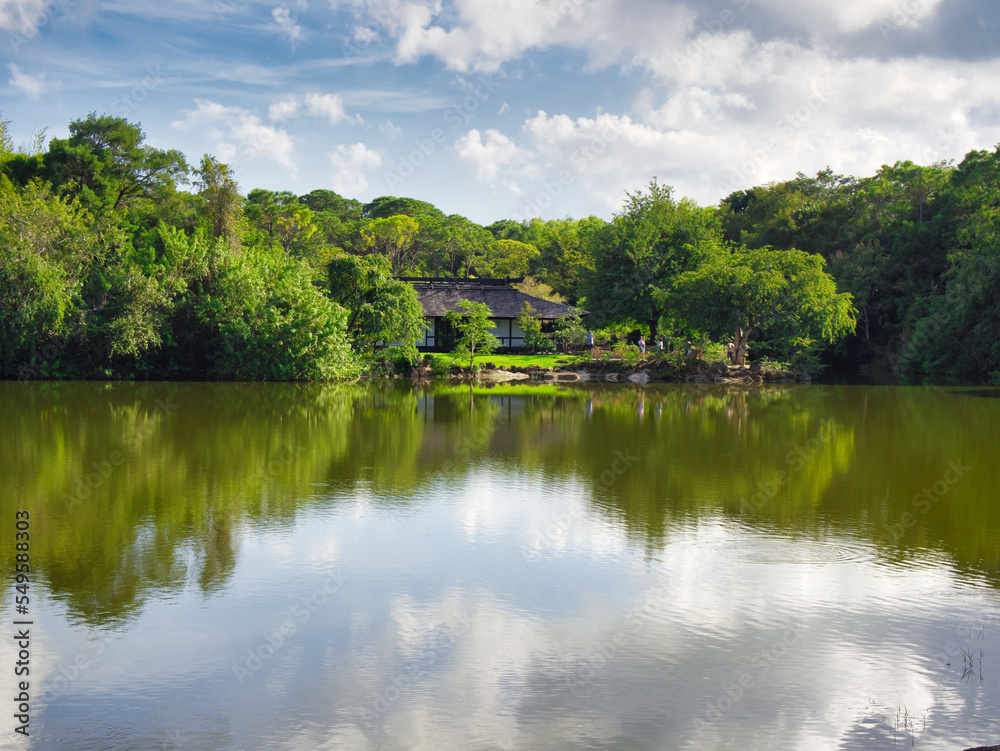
[{"xmin": 638, "ymin": 335, "xmax": 646, "ymax": 355}]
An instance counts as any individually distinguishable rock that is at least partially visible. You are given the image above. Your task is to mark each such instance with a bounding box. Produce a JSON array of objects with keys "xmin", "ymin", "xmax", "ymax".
[
  {"xmin": 489, "ymin": 370, "xmax": 529, "ymax": 381},
  {"xmin": 556, "ymin": 359, "xmax": 569, "ymax": 364},
  {"xmin": 574, "ymin": 370, "xmax": 592, "ymax": 382},
  {"xmin": 604, "ymin": 373, "xmax": 620, "ymax": 382},
  {"xmin": 556, "ymin": 373, "xmax": 579, "ymax": 381},
  {"xmin": 749, "ymin": 359, "xmax": 762, "ymax": 372},
  {"xmin": 707, "ymin": 360, "xmax": 730, "ymax": 376},
  {"xmin": 628, "ymin": 372, "xmax": 651, "ymax": 384}
]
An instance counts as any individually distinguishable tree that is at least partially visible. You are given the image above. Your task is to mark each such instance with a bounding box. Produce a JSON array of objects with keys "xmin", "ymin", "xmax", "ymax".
[
  {"xmin": 0, "ymin": 177, "xmax": 94, "ymax": 377},
  {"xmin": 446, "ymin": 300, "xmax": 499, "ymax": 369},
  {"xmin": 658, "ymin": 245, "xmax": 856, "ymax": 366},
  {"xmin": 516, "ymin": 302, "xmax": 550, "ymax": 353},
  {"xmin": 360, "ymin": 215, "xmax": 419, "ymax": 275},
  {"xmin": 475, "ymin": 238, "xmax": 539, "ymax": 278},
  {"xmin": 194, "ymin": 155, "xmax": 243, "ymax": 250},
  {"xmin": 583, "ymin": 179, "xmax": 721, "ymax": 336},
  {"xmin": 327, "ymin": 253, "xmax": 425, "ymax": 363},
  {"xmin": 44, "ymin": 113, "xmax": 188, "ymax": 211},
  {"xmin": 244, "ymin": 189, "xmax": 324, "ymax": 262}
]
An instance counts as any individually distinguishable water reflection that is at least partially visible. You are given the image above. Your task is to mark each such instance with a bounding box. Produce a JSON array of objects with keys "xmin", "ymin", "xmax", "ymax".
[
  {"xmin": 2, "ymin": 381, "xmax": 999, "ymax": 750},
  {"xmin": 2, "ymin": 381, "xmax": 999, "ymax": 627}
]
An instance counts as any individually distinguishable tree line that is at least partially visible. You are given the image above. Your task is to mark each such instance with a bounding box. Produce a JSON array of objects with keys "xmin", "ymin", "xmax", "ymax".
[{"xmin": 2, "ymin": 112, "xmax": 998, "ymax": 380}]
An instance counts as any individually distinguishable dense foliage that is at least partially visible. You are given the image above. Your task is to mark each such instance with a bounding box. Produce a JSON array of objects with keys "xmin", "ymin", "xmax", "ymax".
[{"xmin": 3, "ymin": 112, "xmax": 999, "ymax": 381}]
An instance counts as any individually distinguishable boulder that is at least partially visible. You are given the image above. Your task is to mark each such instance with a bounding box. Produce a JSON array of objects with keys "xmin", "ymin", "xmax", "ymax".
[{"xmin": 707, "ymin": 360, "xmax": 730, "ymax": 377}]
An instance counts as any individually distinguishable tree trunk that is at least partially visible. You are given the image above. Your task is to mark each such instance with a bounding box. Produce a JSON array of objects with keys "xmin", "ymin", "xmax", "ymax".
[{"xmin": 733, "ymin": 326, "xmax": 753, "ymax": 366}]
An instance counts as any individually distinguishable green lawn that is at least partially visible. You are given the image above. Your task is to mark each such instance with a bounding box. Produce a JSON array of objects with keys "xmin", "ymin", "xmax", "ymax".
[{"xmin": 426, "ymin": 352, "xmax": 592, "ymax": 370}]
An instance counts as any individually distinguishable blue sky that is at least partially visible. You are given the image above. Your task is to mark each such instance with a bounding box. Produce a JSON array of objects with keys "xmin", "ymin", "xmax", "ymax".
[{"xmin": 3, "ymin": 0, "xmax": 1000, "ymax": 224}]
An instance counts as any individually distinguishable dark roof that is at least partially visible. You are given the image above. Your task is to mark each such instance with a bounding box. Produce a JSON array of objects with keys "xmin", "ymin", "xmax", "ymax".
[{"xmin": 410, "ymin": 281, "xmax": 585, "ymax": 319}]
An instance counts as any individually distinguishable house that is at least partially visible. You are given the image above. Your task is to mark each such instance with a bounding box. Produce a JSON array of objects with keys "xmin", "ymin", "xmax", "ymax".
[{"xmin": 400, "ymin": 277, "xmax": 585, "ymax": 352}]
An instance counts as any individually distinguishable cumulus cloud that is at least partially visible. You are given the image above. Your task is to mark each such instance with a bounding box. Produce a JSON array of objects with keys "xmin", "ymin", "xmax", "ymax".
[
  {"xmin": 267, "ymin": 93, "xmax": 361, "ymax": 125},
  {"xmin": 379, "ymin": 119, "xmax": 403, "ymax": 138},
  {"xmin": 272, "ymin": 6, "xmax": 303, "ymax": 45},
  {"xmin": 305, "ymin": 92, "xmax": 352, "ymax": 124},
  {"xmin": 0, "ymin": 0, "xmax": 49, "ymax": 34},
  {"xmin": 455, "ymin": 128, "xmax": 533, "ymax": 181},
  {"xmin": 329, "ymin": 142, "xmax": 382, "ymax": 195},
  {"xmin": 172, "ymin": 99, "xmax": 297, "ymax": 172},
  {"xmin": 409, "ymin": 0, "xmax": 998, "ymax": 213},
  {"xmin": 269, "ymin": 97, "xmax": 300, "ymax": 122},
  {"xmin": 7, "ymin": 63, "xmax": 55, "ymax": 100}
]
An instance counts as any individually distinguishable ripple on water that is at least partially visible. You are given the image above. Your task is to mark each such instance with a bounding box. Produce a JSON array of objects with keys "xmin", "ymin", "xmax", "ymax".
[{"xmin": 715, "ymin": 533, "xmax": 878, "ymax": 566}]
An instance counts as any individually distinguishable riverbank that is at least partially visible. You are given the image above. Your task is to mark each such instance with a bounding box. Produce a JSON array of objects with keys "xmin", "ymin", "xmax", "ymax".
[{"xmin": 412, "ymin": 353, "xmax": 811, "ymax": 385}]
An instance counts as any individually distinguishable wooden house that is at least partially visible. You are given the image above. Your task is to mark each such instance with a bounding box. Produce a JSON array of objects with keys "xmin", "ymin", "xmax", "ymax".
[{"xmin": 401, "ymin": 277, "xmax": 585, "ymax": 352}]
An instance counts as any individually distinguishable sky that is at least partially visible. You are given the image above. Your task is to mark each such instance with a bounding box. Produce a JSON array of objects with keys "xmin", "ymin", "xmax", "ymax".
[{"xmin": 2, "ymin": 0, "xmax": 1000, "ymax": 225}]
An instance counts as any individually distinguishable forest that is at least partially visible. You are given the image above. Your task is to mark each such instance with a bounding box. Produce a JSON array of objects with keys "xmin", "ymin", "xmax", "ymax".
[{"xmin": 2, "ymin": 112, "xmax": 999, "ymax": 382}]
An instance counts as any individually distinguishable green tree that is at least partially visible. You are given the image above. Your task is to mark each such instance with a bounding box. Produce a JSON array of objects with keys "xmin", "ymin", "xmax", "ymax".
[
  {"xmin": 583, "ymin": 179, "xmax": 721, "ymax": 336},
  {"xmin": 192, "ymin": 246, "xmax": 358, "ymax": 380},
  {"xmin": 44, "ymin": 113, "xmax": 188, "ymax": 211},
  {"xmin": 327, "ymin": 253, "xmax": 425, "ymax": 363},
  {"xmin": 658, "ymin": 245, "xmax": 856, "ymax": 366},
  {"xmin": 194, "ymin": 155, "xmax": 243, "ymax": 251},
  {"xmin": 446, "ymin": 300, "xmax": 499, "ymax": 369},
  {"xmin": 901, "ymin": 147, "xmax": 1000, "ymax": 377},
  {"xmin": 0, "ymin": 177, "xmax": 94, "ymax": 377},
  {"xmin": 360, "ymin": 215, "xmax": 420, "ymax": 275},
  {"xmin": 476, "ymin": 238, "xmax": 539, "ymax": 278},
  {"xmin": 516, "ymin": 301, "xmax": 550, "ymax": 353}
]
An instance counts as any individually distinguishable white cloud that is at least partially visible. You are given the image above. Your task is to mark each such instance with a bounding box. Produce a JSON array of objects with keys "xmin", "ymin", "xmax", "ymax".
[
  {"xmin": 305, "ymin": 92, "xmax": 351, "ymax": 124},
  {"xmin": 272, "ymin": 6, "xmax": 304, "ymax": 45},
  {"xmin": 353, "ymin": 24, "xmax": 378, "ymax": 43},
  {"xmin": 369, "ymin": 0, "xmax": 610, "ymax": 72},
  {"xmin": 379, "ymin": 119, "xmax": 403, "ymax": 138},
  {"xmin": 455, "ymin": 128, "xmax": 532, "ymax": 181},
  {"xmin": 266, "ymin": 93, "xmax": 361, "ymax": 125},
  {"xmin": 172, "ymin": 99, "xmax": 297, "ymax": 173},
  {"xmin": 7, "ymin": 63, "xmax": 54, "ymax": 100},
  {"xmin": 757, "ymin": 0, "xmax": 945, "ymax": 34},
  {"xmin": 329, "ymin": 142, "xmax": 382, "ymax": 195},
  {"xmin": 0, "ymin": 0, "xmax": 49, "ymax": 34},
  {"xmin": 269, "ymin": 97, "xmax": 300, "ymax": 122}
]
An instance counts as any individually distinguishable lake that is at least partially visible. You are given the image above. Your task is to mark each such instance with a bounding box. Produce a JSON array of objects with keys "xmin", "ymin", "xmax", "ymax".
[{"xmin": 2, "ymin": 380, "xmax": 998, "ymax": 751}]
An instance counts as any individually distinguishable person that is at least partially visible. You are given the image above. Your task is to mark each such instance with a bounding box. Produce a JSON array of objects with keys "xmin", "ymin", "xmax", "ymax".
[
  {"xmin": 638, "ymin": 335, "xmax": 646, "ymax": 354},
  {"xmin": 657, "ymin": 336, "xmax": 664, "ymax": 351},
  {"xmin": 684, "ymin": 339, "xmax": 692, "ymax": 357},
  {"xmin": 587, "ymin": 330, "xmax": 595, "ymax": 349},
  {"xmin": 727, "ymin": 341, "xmax": 735, "ymax": 364}
]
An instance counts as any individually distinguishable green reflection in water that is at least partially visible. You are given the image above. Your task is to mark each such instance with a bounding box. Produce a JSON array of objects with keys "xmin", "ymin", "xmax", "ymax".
[{"xmin": 1, "ymin": 381, "xmax": 997, "ymax": 628}]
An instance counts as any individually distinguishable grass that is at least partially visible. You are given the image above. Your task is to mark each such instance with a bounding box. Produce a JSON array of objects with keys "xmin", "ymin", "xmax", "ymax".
[{"xmin": 425, "ymin": 352, "xmax": 592, "ymax": 371}]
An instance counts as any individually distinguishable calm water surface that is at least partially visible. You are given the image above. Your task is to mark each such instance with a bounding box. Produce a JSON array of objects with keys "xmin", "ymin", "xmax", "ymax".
[{"xmin": 1, "ymin": 381, "xmax": 998, "ymax": 751}]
